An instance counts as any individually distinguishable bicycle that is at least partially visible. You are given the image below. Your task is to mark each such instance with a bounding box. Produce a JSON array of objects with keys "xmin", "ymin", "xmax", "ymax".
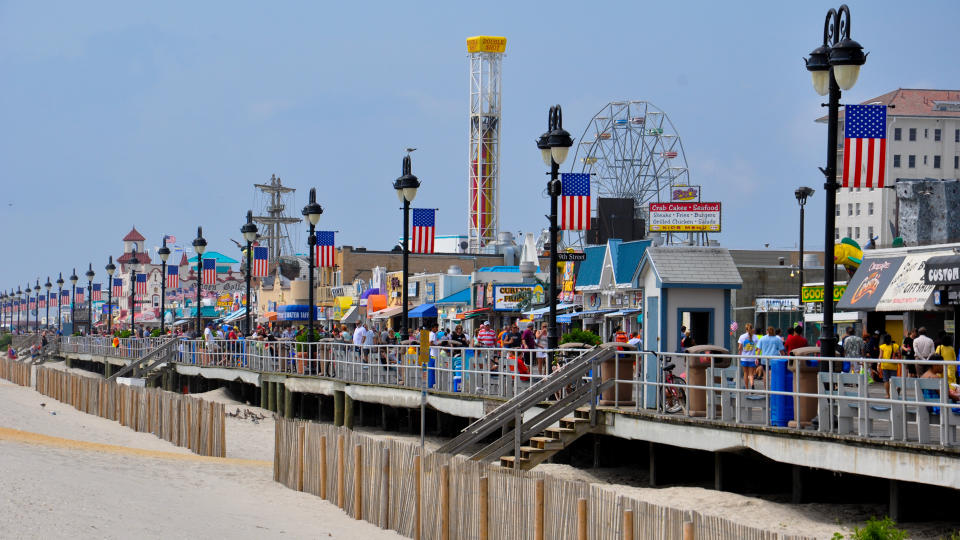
[{"xmin": 661, "ymin": 358, "xmax": 687, "ymax": 414}]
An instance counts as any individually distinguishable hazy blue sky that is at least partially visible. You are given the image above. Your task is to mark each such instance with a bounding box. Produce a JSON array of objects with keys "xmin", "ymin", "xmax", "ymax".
[{"xmin": 2, "ymin": 1, "xmax": 958, "ymax": 288}]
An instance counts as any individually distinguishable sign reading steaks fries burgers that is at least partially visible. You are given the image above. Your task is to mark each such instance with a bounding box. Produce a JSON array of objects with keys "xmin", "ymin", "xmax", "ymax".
[{"xmin": 837, "ymin": 256, "xmax": 904, "ymax": 310}]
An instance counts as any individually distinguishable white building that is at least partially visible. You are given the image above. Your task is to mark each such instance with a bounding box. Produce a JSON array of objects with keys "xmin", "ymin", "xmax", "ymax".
[{"xmin": 819, "ymin": 89, "xmax": 960, "ymax": 246}]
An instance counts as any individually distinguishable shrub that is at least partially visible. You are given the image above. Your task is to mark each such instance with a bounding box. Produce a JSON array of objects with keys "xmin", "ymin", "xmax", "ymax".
[
  {"xmin": 116, "ymin": 330, "xmax": 132, "ymax": 339},
  {"xmin": 560, "ymin": 329, "xmax": 601, "ymax": 346},
  {"xmin": 833, "ymin": 517, "xmax": 908, "ymax": 540},
  {"xmin": 150, "ymin": 328, "xmax": 163, "ymax": 337}
]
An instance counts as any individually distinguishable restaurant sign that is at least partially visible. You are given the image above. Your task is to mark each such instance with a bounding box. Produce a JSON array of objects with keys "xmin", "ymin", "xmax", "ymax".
[
  {"xmin": 800, "ymin": 284, "xmax": 847, "ymax": 303},
  {"xmin": 648, "ymin": 202, "xmax": 721, "ymax": 232},
  {"xmin": 493, "ymin": 284, "xmax": 545, "ymax": 311}
]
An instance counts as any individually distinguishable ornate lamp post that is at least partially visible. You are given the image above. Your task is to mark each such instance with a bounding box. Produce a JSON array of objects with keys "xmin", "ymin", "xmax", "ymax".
[
  {"xmin": 302, "ymin": 190, "xmax": 324, "ymax": 341},
  {"xmin": 33, "ymin": 280, "xmax": 40, "ymax": 333},
  {"xmin": 393, "ymin": 155, "xmax": 421, "ymax": 342},
  {"xmin": 56, "ymin": 274, "xmax": 64, "ymax": 334},
  {"xmin": 68, "ymin": 270, "xmax": 78, "ymax": 335},
  {"xmin": 158, "ymin": 239, "xmax": 171, "ymax": 335},
  {"xmin": 85, "ymin": 264, "xmax": 95, "ymax": 335},
  {"xmin": 105, "ymin": 257, "xmax": 116, "ymax": 334},
  {"xmin": 536, "ymin": 105, "xmax": 573, "ymax": 357},
  {"xmin": 794, "ymin": 187, "xmax": 815, "ymax": 305},
  {"xmin": 129, "ymin": 248, "xmax": 138, "ymax": 335},
  {"xmin": 193, "ymin": 227, "xmax": 207, "ymax": 337},
  {"xmin": 805, "ymin": 4, "xmax": 867, "ymax": 362},
  {"xmin": 44, "ymin": 277, "xmax": 52, "ymax": 331},
  {"xmin": 16, "ymin": 287, "xmax": 22, "ymax": 334},
  {"xmin": 241, "ymin": 210, "xmax": 259, "ymax": 336}
]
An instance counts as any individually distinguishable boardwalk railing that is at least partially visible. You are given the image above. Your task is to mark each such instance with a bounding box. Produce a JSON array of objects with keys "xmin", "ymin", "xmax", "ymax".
[
  {"xmin": 275, "ymin": 418, "xmax": 816, "ymax": 540},
  {"xmin": 35, "ymin": 366, "xmax": 226, "ymax": 457},
  {"xmin": 59, "ymin": 336, "xmax": 960, "ymax": 448}
]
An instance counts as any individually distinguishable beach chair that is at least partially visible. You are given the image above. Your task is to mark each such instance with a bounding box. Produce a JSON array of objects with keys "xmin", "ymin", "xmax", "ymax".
[
  {"xmin": 709, "ymin": 366, "xmax": 738, "ymax": 421},
  {"xmin": 889, "ymin": 377, "xmax": 908, "ymax": 441},
  {"xmin": 835, "ymin": 373, "xmax": 892, "ymax": 438},
  {"xmin": 730, "ymin": 365, "xmax": 767, "ymax": 423},
  {"xmin": 913, "ymin": 378, "xmax": 960, "ymax": 445}
]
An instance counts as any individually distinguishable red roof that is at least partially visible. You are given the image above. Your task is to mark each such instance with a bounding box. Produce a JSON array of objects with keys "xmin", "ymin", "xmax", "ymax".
[
  {"xmin": 117, "ymin": 252, "xmax": 151, "ymax": 265},
  {"xmin": 123, "ymin": 227, "xmax": 145, "ymax": 242},
  {"xmin": 818, "ymin": 88, "xmax": 960, "ymax": 122},
  {"xmin": 178, "ymin": 253, "xmax": 189, "ymax": 267}
]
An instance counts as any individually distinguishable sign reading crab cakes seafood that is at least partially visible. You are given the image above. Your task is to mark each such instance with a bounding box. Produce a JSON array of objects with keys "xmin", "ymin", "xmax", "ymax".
[{"xmin": 837, "ymin": 256, "xmax": 904, "ymax": 311}]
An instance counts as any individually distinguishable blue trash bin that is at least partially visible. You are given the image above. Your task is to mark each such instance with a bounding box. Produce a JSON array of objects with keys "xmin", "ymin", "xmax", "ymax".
[
  {"xmin": 427, "ymin": 357, "xmax": 436, "ymax": 388},
  {"xmin": 769, "ymin": 358, "xmax": 795, "ymax": 427}
]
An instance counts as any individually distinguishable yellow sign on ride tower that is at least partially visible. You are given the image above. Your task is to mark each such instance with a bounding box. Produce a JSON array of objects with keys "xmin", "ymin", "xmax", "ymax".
[{"xmin": 466, "ymin": 36, "xmax": 507, "ymax": 53}]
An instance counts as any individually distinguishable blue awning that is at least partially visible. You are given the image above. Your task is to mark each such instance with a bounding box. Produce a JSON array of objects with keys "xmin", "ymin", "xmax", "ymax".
[
  {"xmin": 435, "ymin": 288, "xmax": 470, "ymax": 305},
  {"xmin": 604, "ymin": 308, "xmax": 641, "ymax": 318},
  {"xmin": 222, "ymin": 307, "xmax": 247, "ymax": 322},
  {"xmin": 557, "ymin": 314, "xmax": 574, "ymax": 324},
  {"xmin": 408, "ymin": 303, "xmax": 437, "ymax": 318}
]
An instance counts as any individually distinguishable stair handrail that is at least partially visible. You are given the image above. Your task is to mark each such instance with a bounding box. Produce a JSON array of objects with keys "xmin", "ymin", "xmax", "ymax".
[
  {"xmin": 436, "ymin": 346, "xmax": 613, "ymax": 456},
  {"xmin": 107, "ymin": 337, "xmax": 176, "ymax": 381}
]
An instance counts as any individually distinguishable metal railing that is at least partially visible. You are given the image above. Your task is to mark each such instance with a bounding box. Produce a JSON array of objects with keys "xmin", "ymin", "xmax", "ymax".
[{"xmin": 56, "ymin": 336, "xmax": 960, "ymax": 448}]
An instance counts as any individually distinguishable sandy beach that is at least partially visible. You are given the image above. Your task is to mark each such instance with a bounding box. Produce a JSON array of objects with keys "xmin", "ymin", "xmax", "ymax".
[{"xmin": 0, "ymin": 378, "xmax": 402, "ymax": 539}]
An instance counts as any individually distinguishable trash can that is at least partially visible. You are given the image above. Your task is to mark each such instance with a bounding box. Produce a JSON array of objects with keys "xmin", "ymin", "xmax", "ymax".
[
  {"xmin": 427, "ymin": 357, "xmax": 436, "ymax": 389},
  {"xmin": 788, "ymin": 346, "xmax": 821, "ymax": 428},
  {"xmin": 683, "ymin": 345, "xmax": 731, "ymax": 417},
  {"xmin": 769, "ymin": 358, "xmax": 795, "ymax": 427},
  {"xmin": 598, "ymin": 342, "xmax": 637, "ymax": 406}
]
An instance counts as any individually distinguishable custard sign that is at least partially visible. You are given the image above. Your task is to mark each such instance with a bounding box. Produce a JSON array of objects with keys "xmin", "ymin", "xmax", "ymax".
[{"xmin": 648, "ymin": 202, "xmax": 721, "ymax": 232}]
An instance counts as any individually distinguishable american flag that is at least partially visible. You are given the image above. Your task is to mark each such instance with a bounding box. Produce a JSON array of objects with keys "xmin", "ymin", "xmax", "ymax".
[
  {"xmin": 315, "ymin": 232, "xmax": 336, "ymax": 268},
  {"xmin": 561, "ymin": 173, "xmax": 592, "ymax": 231},
  {"xmin": 843, "ymin": 104, "xmax": 887, "ymax": 188},
  {"xmin": 50, "ymin": 291, "xmax": 57, "ymax": 307},
  {"xmin": 75, "ymin": 287, "xmax": 84, "ymax": 304},
  {"xmin": 252, "ymin": 246, "xmax": 270, "ymax": 276},
  {"xmin": 92, "ymin": 283, "xmax": 103, "ymax": 301},
  {"xmin": 29, "ymin": 296, "xmax": 36, "ymax": 310},
  {"xmin": 60, "ymin": 290, "xmax": 69, "ymax": 306},
  {"xmin": 411, "ymin": 209, "xmax": 435, "ymax": 254},
  {"xmin": 660, "ymin": 151, "xmax": 678, "ymax": 158},
  {"xmin": 163, "ymin": 234, "xmax": 176, "ymax": 244},
  {"xmin": 39, "ymin": 294, "xmax": 45, "ymax": 309},
  {"xmin": 202, "ymin": 258, "xmax": 216, "ymax": 284},
  {"xmin": 112, "ymin": 278, "xmax": 123, "ymax": 297},
  {"xmin": 166, "ymin": 264, "xmax": 179, "ymax": 288},
  {"xmin": 135, "ymin": 274, "xmax": 147, "ymax": 295}
]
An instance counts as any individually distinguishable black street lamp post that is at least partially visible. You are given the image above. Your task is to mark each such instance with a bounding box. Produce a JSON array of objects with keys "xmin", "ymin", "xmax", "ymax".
[
  {"xmin": 193, "ymin": 227, "xmax": 207, "ymax": 337},
  {"xmin": 69, "ymin": 270, "xmax": 78, "ymax": 335},
  {"xmin": 105, "ymin": 257, "xmax": 116, "ymax": 335},
  {"xmin": 794, "ymin": 187, "xmax": 815, "ymax": 304},
  {"xmin": 394, "ymin": 155, "xmax": 421, "ymax": 342},
  {"xmin": 805, "ymin": 4, "xmax": 867, "ymax": 363},
  {"xmin": 16, "ymin": 287, "xmax": 22, "ymax": 334},
  {"xmin": 129, "ymin": 254, "xmax": 137, "ymax": 335},
  {"xmin": 56, "ymin": 274, "xmax": 64, "ymax": 334},
  {"xmin": 33, "ymin": 280, "xmax": 40, "ymax": 333},
  {"xmin": 85, "ymin": 264, "xmax": 95, "ymax": 335},
  {"xmin": 158, "ymin": 240, "xmax": 171, "ymax": 336},
  {"xmin": 302, "ymin": 190, "xmax": 324, "ymax": 342},
  {"xmin": 241, "ymin": 211, "xmax": 259, "ymax": 336},
  {"xmin": 536, "ymin": 105, "xmax": 573, "ymax": 358},
  {"xmin": 44, "ymin": 277, "xmax": 52, "ymax": 332}
]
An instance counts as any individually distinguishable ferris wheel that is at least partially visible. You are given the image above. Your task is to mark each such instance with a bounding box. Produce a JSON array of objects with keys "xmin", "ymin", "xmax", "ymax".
[{"xmin": 566, "ymin": 100, "xmax": 691, "ymax": 246}]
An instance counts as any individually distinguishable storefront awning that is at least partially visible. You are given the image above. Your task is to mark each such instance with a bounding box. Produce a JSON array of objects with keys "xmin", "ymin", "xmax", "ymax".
[
  {"xmin": 366, "ymin": 294, "xmax": 387, "ymax": 313},
  {"xmin": 924, "ymin": 255, "xmax": 960, "ymax": 285},
  {"xmin": 436, "ymin": 288, "xmax": 470, "ymax": 305},
  {"xmin": 838, "ymin": 251, "xmax": 951, "ymax": 312},
  {"xmin": 408, "ymin": 303, "xmax": 437, "ymax": 318},
  {"xmin": 222, "ymin": 307, "xmax": 247, "ymax": 322},
  {"xmin": 339, "ymin": 306, "xmax": 359, "ymax": 324},
  {"xmin": 523, "ymin": 303, "xmax": 576, "ymax": 318},
  {"xmin": 370, "ymin": 305, "xmax": 404, "ymax": 320},
  {"xmin": 455, "ymin": 307, "xmax": 490, "ymax": 320},
  {"xmin": 604, "ymin": 308, "xmax": 641, "ymax": 318}
]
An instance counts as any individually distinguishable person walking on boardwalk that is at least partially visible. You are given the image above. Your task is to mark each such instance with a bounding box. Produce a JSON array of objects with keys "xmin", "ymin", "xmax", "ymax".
[{"xmin": 737, "ymin": 323, "xmax": 760, "ymax": 389}]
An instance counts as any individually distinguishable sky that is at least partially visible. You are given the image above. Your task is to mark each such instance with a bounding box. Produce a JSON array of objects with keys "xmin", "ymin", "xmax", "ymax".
[{"xmin": 1, "ymin": 0, "xmax": 958, "ymax": 289}]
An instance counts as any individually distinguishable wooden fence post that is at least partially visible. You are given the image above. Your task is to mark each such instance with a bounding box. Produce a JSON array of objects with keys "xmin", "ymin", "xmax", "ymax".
[
  {"xmin": 320, "ymin": 435, "xmax": 328, "ymax": 500},
  {"xmin": 534, "ymin": 478, "xmax": 545, "ymax": 540},
  {"xmin": 440, "ymin": 464, "xmax": 450, "ymax": 540},
  {"xmin": 380, "ymin": 447, "xmax": 390, "ymax": 529},
  {"xmin": 297, "ymin": 425, "xmax": 305, "ymax": 492},
  {"xmin": 479, "ymin": 476, "xmax": 489, "ymax": 540},
  {"xmin": 682, "ymin": 514, "xmax": 694, "ymax": 540},
  {"xmin": 623, "ymin": 509, "xmax": 634, "ymax": 540},
  {"xmin": 414, "ymin": 454, "xmax": 421, "ymax": 540},
  {"xmin": 577, "ymin": 498, "xmax": 588, "ymax": 540},
  {"xmin": 207, "ymin": 402, "xmax": 215, "ymax": 457},
  {"xmin": 354, "ymin": 444, "xmax": 363, "ymax": 520},
  {"xmin": 337, "ymin": 435, "xmax": 345, "ymax": 509}
]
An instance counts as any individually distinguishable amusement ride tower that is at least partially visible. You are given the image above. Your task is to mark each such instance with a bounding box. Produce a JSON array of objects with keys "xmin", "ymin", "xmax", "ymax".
[{"xmin": 467, "ymin": 36, "xmax": 506, "ymax": 253}]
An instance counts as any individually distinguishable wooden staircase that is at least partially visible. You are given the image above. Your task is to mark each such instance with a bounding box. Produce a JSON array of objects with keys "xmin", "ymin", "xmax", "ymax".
[{"xmin": 500, "ymin": 406, "xmax": 603, "ymax": 470}]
